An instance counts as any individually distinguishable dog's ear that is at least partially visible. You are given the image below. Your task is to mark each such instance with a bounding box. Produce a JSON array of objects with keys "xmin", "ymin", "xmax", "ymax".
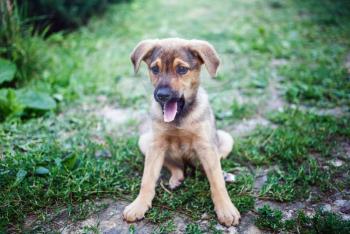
[
  {"xmin": 130, "ymin": 39, "xmax": 158, "ymax": 74},
  {"xmin": 189, "ymin": 40, "xmax": 220, "ymax": 77}
]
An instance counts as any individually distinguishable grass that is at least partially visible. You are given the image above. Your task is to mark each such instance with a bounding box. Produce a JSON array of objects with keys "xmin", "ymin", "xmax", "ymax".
[
  {"xmin": 256, "ymin": 205, "xmax": 350, "ymax": 233},
  {"xmin": 255, "ymin": 205, "xmax": 283, "ymax": 231},
  {"xmin": 185, "ymin": 223, "xmax": 202, "ymax": 234},
  {"xmin": 1, "ymin": 0, "xmax": 350, "ymax": 232}
]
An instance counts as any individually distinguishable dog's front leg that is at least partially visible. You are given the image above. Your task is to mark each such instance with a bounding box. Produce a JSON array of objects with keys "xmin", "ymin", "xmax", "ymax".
[
  {"xmin": 123, "ymin": 143, "xmax": 165, "ymax": 222},
  {"xmin": 195, "ymin": 142, "xmax": 241, "ymax": 226}
]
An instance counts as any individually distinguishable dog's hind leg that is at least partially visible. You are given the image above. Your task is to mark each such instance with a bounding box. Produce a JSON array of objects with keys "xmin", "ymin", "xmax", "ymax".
[
  {"xmin": 217, "ymin": 130, "xmax": 234, "ymax": 159},
  {"xmin": 164, "ymin": 157, "xmax": 184, "ymax": 190},
  {"xmin": 138, "ymin": 131, "xmax": 152, "ymax": 155}
]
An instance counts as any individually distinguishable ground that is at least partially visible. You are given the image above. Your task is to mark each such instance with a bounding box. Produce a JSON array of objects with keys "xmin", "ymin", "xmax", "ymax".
[{"xmin": 1, "ymin": 0, "xmax": 350, "ymax": 233}]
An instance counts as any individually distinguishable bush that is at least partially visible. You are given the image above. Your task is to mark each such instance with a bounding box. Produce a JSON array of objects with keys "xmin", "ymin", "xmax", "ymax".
[
  {"xmin": 0, "ymin": 1, "xmax": 42, "ymax": 83},
  {"xmin": 0, "ymin": 0, "xmax": 128, "ymax": 121},
  {"xmin": 17, "ymin": 0, "xmax": 128, "ymax": 32}
]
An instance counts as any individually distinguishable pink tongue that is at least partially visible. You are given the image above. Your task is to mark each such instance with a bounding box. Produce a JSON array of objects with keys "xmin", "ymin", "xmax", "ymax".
[{"xmin": 164, "ymin": 101, "xmax": 178, "ymax": 122}]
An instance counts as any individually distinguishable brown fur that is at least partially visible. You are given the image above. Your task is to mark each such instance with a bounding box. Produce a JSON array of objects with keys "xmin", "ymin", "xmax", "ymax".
[{"xmin": 123, "ymin": 38, "xmax": 240, "ymax": 226}]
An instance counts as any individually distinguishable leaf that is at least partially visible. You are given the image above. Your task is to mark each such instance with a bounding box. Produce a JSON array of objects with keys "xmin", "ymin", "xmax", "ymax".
[
  {"xmin": 35, "ymin": 166, "xmax": 50, "ymax": 175},
  {"xmin": 16, "ymin": 90, "xmax": 56, "ymax": 110},
  {"xmin": 0, "ymin": 58, "xmax": 16, "ymax": 84},
  {"xmin": 0, "ymin": 89, "xmax": 24, "ymax": 120},
  {"xmin": 14, "ymin": 169, "xmax": 27, "ymax": 186},
  {"xmin": 62, "ymin": 153, "xmax": 79, "ymax": 170},
  {"xmin": 53, "ymin": 93, "xmax": 63, "ymax": 102},
  {"xmin": 54, "ymin": 158, "xmax": 62, "ymax": 167}
]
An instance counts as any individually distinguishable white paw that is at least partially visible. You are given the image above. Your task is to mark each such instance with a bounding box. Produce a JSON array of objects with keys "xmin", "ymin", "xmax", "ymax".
[
  {"xmin": 223, "ymin": 171, "xmax": 236, "ymax": 183},
  {"xmin": 123, "ymin": 198, "xmax": 150, "ymax": 222},
  {"xmin": 215, "ymin": 202, "xmax": 241, "ymax": 226},
  {"xmin": 169, "ymin": 174, "xmax": 184, "ymax": 190}
]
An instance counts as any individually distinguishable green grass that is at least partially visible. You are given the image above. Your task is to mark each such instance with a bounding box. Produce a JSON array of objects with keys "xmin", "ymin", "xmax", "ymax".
[
  {"xmin": 234, "ymin": 109, "xmax": 350, "ymax": 201},
  {"xmin": 185, "ymin": 223, "xmax": 202, "ymax": 234},
  {"xmin": 255, "ymin": 205, "xmax": 283, "ymax": 231},
  {"xmin": 256, "ymin": 205, "xmax": 350, "ymax": 233},
  {"xmin": 1, "ymin": 0, "xmax": 350, "ymax": 232}
]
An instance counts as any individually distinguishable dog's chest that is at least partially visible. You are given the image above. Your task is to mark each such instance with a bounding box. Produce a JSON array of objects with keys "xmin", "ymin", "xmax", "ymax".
[{"xmin": 164, "ymin": 129, "xmax": 197, "ymax": 160}]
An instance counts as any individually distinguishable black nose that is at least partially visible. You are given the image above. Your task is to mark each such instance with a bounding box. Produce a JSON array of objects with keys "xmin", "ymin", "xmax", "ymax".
[{"xmin": 155, "ymin": 87, "xmax": 172, "ymax": 103}]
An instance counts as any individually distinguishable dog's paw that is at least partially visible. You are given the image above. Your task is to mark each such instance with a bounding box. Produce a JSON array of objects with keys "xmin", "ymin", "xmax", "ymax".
[
  {"xmin": 215, "ymin": 202, "xmax": 241, "ymax": 226},
  {"xmin": 169, "ymin": 175, "xmax": 184, "ymax": 190},
  {"xmin": 123, "ymin": 198, "xmax": 150, "ymax": 222}
]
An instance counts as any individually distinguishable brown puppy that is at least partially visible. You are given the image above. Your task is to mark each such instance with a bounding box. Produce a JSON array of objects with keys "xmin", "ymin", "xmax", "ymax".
[{"xmin": 123, "ymin": 38, "xmax": 241, "ymax": 226}]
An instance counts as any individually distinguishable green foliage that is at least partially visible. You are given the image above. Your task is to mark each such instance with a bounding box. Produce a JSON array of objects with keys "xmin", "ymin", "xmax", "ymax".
[
  {"xmin": 147, "ymin": 208, "xmax": 172, "ymax": 224},
  {"xmin": 0, "ymin": 113, "xmax": 256, "ymax": 231},
  {"xmin": 16, "ymin": 90, "xmax": 56, "ymax": 110},
  {"xmin": 230, "ymin": 101, "xmax": 256, "ymax": 121},
  {"xmin": 0, "ymin": 89, "xmax": 24, "ymax": 120},
  {"xmin": 292, "ymin": 210, "xmax": 350, "ymax": 234},
  {"xmin": 20, "ymin": 0, "xmax": 129, "ymax": 32},
  {"xmin": 0, "ymin": 119, "xmax": 143, "ymax": 231},
  {"xmin": 259, "ymin": 158, "xmax": 330, "ymax": 201},
  {"xmin": 0, "ymin": 58, "xmax": 16, "ymax": 84},
  {"xmin": 282, "ymin": 57, "xmax": 350, "ymax": 106},
  {"xmin": 0, "ymin": 1, "xmax": 56, "ymax": 120},
  {"xmin": 34, "ymin": 166, "xmax": 49, "ymax": 175},
  {"xmin": 152, "ymin": 220, "xmax": 176, "ymax": 234},
  {"xmin": 256, "ymin": 207, "xmax": 350, "ymax": 233},
  {"xmin": 234, "ymin": 109, "xmax": 350, "ymax": 166},
  {"xmin": 82, "ymin": 225, "xmax": 99, "ymax": 234},
  {"xmin": 216, "ymin": 101, "xmax": 256, "ymax": 120},
  {"xmin": 0, "ymin": 88, "xmax": 57, "ymax": 121},
  {"xmin": 278, "ymin": 0, "xmax": 350, "ymax": 107},
  {"xmin": 185, "ymin": 223, "xmax": 202, "ymax": 234},
  {"xmin": 0, "ymin": 0, "xmax": 43, "ymax": 83},
  {"xmin": 231, "ymin": 195, "xmax": 255, "ymax": 213},
  {"xmin": 0, "ymin": 0, "xmax": 129, "ymax": 121},
  {"xmin": 255, "ymin": 205, "xmax": 283, "ymax": 231},
  {"xmin": 231, "ymin": 108, "xmax": 350, "ymax": 202}
]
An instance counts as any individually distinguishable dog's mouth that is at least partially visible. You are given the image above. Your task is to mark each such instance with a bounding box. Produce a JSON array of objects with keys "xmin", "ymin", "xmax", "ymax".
[{"xmin": 162, "ymin": 97, "xmax": 185, "ymax": 122}]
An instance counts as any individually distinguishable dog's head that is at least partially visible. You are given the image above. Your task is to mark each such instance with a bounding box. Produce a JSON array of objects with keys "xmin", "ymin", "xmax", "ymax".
[{"xmin": 131, "ymin": 38, "xmax": 220, "ymax": 122}]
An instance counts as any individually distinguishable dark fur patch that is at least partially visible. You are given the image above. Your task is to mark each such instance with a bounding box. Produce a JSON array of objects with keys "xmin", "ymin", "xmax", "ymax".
[{"xmin": 173, "ymin": 94, "xmax": 197, "ymax": 125}]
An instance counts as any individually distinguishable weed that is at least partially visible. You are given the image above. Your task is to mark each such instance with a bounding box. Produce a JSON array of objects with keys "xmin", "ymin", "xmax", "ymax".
[
  {"xmin": 255, "ymin": 205, "xmax": 283, "ymax": 231},
  {"xmin": 82, "ymin": 225, "xmax": 99, "ymax": 234},
  {"xmin": 0, "ymin": 1, "xmax": 44, "ymax": 83},
  {"xmin": 185, "ymin": 223, "xmax": 202, "ymax": 234},
  {"xmin": 152, "ymin": 220, "xmax": 176, "ymax": 234},
  {"xmin": 256, "ymin": 207, "xmax": 350, "ymax": 233},
  {"xmin": 147, "ymin": 208, "xmax": 172, "ymax": 224}
]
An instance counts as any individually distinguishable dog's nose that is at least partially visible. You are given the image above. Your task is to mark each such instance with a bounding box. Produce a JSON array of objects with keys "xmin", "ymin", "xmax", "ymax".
[{"xmin": 155, "ymin": 87, "xmax": 172, "ymax": 103}]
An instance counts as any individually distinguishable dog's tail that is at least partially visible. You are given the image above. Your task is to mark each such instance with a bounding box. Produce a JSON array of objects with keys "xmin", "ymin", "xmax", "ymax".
[{"xmin": 217, "ymin": 130, "xmax": 234, "ymax": 159}]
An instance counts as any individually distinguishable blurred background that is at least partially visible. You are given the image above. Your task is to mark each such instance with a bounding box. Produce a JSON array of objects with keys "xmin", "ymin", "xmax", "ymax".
[
  {"xmin": 1, "ymin": 0, "xmax": 350, "ymax": 233},
  {"xmin": 1, "ymin": 0, "xmax": 349, "ymax": 121}
]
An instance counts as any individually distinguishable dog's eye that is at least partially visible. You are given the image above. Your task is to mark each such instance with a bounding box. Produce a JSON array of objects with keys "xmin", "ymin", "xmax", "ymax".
[
  {"xmin": 176, "ymin": 66, "xmax": 189, "ymax": 75},
  {"xmin": 150, "ymin": 65, "xmax": 160, "ymax": 75}
]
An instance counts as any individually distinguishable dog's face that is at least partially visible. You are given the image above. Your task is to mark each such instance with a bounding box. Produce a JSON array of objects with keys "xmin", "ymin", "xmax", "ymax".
[{"xmin": 131, "ymin": 38, "xmax": 220, "ymax": 122}]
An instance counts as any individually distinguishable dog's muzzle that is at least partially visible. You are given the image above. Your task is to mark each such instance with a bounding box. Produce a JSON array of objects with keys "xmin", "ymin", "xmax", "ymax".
[
  {"xmin": 154, "ymin": 86, "xmax": 184, "ymax": 122},
  {"xmin": 154, "ymin": 86, "xmax": 174, "ymax": 104}
]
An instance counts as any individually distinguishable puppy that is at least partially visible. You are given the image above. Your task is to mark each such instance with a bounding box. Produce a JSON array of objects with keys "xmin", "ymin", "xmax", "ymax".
[{"xmin": 123, "ymin": 38, "xmax": 241, "ymax": 226}]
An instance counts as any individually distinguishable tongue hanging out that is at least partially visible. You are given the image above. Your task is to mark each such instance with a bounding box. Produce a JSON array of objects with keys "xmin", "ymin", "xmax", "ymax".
[{"xmin": 163, "ymin": 100, "xmax": 178, "ymax": 122}]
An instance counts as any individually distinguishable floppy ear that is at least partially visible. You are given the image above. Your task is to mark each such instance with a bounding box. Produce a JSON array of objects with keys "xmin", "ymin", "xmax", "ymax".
[
  {"xmin": 189, "ymin": 40, "xmax": 220, "ymax": 77},
  {"xmin": 130, "ymin": 39, "xmax": 158, "ymax": 74}
]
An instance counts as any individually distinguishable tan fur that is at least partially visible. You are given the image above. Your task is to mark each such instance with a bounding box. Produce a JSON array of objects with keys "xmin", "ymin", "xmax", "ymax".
[{"xmin": 123, "ymin": 38, "xmax": 240, "ymax": 226}]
